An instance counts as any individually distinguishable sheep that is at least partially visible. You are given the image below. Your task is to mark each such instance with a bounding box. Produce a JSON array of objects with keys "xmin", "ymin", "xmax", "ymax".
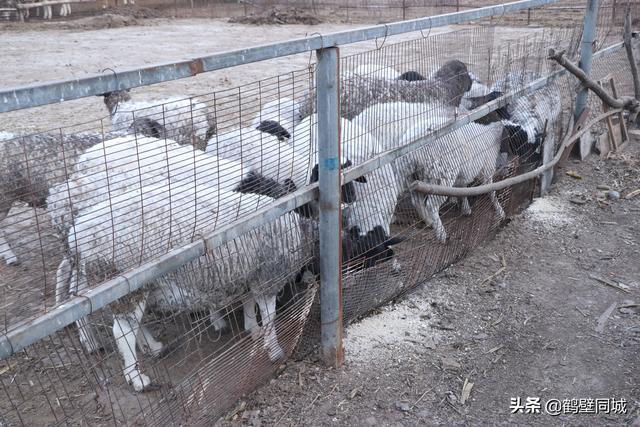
[
  {"xmin": 102, "ymin": 90, "xmax": 217, "ymax": 151},
  {"xmin": 489, "ymin": 71, "xmax": 562, "ymax": 170},
  {"xmin": 207, "ymin": 117, "xmax": 367, "ymax": 214},
  {"xmin": 48, "ymin": 135, "xmax": 244, "ymax": 305},
  {"xmin": 0, "ymin": 132, "xmax": 104, "ymax": 265},
  {"xmin": 251, "ymin": 97, "xmax": 302, "ymax": 139},
  {"xmin": 66, "ymin": 182, "xmax": 307, "ymax": 391},
  {"xmin": 297, "ymin": 59, "xmax": 473, "ymax": 120},
  {"xmin": 396, "ymin": 120, "xmax": 509, "ymax": 242}
]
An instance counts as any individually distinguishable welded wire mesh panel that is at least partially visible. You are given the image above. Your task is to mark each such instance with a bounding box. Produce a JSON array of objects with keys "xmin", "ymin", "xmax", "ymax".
[{"xmin": 0, "ymin": 219, "xmax": 317, "ymax": 425}]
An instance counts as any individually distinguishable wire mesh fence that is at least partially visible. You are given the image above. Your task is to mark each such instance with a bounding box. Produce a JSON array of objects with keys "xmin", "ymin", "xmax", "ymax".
[{"xmin": 1, "ymin": 0, "xmax": 639, "ymax": 424}]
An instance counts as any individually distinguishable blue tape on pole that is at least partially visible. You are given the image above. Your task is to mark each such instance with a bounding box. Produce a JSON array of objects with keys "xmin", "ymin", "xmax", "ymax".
[{"xmin": 323, "ymin": 157, "xmax": 339, "ymax": 170}]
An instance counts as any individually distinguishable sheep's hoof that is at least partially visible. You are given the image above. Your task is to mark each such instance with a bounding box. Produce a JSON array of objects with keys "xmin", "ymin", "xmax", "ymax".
[
  {"xmin": 210, "ymin": 316, "xmax": 230, "ymax": 334},
  {"xmin": 266, "ymin": 343, "xmax": 284, "ymax": 362},
  {"xmin": 141, "ymin": 340, "xmax": 165, "ymax": 358},
  {"xmin": 127, "ymin": 371, "xmax": 152, "ymax": 392},
  {"xmin": 4, "ymin": 256, "xmax": 19, "ymax": 266},
  {"xmin": 391, "ymin": 258, "xmax": 402, "ymax": 273}
]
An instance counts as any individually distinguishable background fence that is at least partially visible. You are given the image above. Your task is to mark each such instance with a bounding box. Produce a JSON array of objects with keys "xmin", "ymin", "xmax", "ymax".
[{"xmin": 0, "ymin": 0, "xmax": 638, "ymax": 424}]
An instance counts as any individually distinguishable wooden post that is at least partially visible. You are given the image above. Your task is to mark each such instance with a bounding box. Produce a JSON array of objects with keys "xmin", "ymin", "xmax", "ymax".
[
  {"xmin": 609, "ymin": 78, "xmax": 629, "ymax": 144},
  {"xmin": 598, "ymin": 80, "xmax": 619, "ymax": 152}
]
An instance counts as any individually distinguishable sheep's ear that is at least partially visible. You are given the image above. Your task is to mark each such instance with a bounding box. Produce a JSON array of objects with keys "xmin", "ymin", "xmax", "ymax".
[
  {"xmin": 341, "ymin": 159, "xmax": 353, "ymax": 168},
  {"xmin": 386, "ymin": 236, "xmax": 406, "ymax": 246},
  {"xmin": 354, "ymin": 176, "xmax": 368, "ymax": 183}
]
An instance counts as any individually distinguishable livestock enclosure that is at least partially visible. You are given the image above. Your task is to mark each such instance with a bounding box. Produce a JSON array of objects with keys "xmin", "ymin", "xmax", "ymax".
[{"xmin": 0, "ymin": 0, "xmax": 638, "ymax": 425}]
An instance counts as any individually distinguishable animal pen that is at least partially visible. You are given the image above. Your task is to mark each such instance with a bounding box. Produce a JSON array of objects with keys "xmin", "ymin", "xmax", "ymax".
[{"xmin": 0, "ymin": 0, "xmax": 638, "ymax": 424}]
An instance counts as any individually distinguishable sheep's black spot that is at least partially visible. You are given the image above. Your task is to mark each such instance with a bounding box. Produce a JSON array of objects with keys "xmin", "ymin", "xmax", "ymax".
[
  {"xmin": 234, "ymin": 171, "xmax": 296, "ymax": 199},
  {"xmin": 398, "ymin": 71, "xmax": 427, "ymax": 81},
  {"xmin": 256, "ymin": 120, "xmax": 291, "ymax": 141},
  {"xmin": 343, "ymin": 225, "xmax": 406, "ymax": 271},
  {"xmin": 309, "ymin": 162, "xmax": 362, "ymax": 204},
  {"xmin": 467, "ymin": 91, "xmax": 512, "ymax": 125},
  {"xmin": 129, "ymin": 117, "xmax": 166, "ymax": 139}
]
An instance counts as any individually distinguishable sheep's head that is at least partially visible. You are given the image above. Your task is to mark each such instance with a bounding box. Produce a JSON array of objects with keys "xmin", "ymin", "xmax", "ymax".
[
  {"xmin": 501, "ymin": 122, "xmax": 541, "ymax": 165},
  {"xmin": 466, "ymin": 91, "xmax": 512, "ymax": 124},
  {"xmin": 434, "ymin": 60, "xmax": 473, "ymax": 105},
  {"xmin": 128, "ymin": 117, "xmax": 166, "ymax": 139},
  {"xmin": 309, "ymin": 160, "xmax": 367, "ymax": 205},
  {"xmin": 256, "ymin": 120, "xmax": 291, "ymax": 141},
  {"xmin": 234, "ymin": 171, "xmax": 297, "ymax": 199},
  {"xmin": 342, "ymin": 225, "xmax": 405, "ymax": 271},
  {"xmin": 100, "ymin": 90, "xmax": 131, "ymax": 116}
]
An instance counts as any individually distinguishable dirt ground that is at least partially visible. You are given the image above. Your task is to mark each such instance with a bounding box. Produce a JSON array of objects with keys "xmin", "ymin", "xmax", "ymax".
[{"xmin": 213, "ymin": 141, "xmax": 640, "ymax": 427}]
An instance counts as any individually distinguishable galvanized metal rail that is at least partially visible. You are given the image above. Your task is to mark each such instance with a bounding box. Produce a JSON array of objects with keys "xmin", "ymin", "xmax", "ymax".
[
  {"xmin": 0, "ymin": 40, "xmax": 625, "ymax": 360},
  {"xmin": 0, "ymin": 0, "xmax": 559, "ymax": 113}
]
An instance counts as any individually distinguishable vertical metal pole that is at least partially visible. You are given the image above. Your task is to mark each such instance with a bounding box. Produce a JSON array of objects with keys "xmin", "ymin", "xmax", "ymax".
[
  {"xmin": 574, "ymin": 0, "xmax": 599, "ymax": 122},
  {"xmin": 316, "ymin": 46, "xmax": 344, "ymax": 368},
  {"xmin": 403, "ymin": 0, "xmax": 406, "ymax": 20}
]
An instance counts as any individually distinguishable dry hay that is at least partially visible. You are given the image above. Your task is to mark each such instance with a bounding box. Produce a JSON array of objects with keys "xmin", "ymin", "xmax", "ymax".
[{"xmin": 229, "ymin": 8, "xmax": 322, "ymax": 25}]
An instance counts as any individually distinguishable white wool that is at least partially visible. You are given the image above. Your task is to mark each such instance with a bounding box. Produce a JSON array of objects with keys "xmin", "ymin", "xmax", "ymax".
[
  {"xmin": 352, "ymin": 64, "xmax": 401, "ymax": 80},
  {"xmin": 352, "ymin": 102, "xmax": 454, "ymax": 152},
  {"xmin": 47, "ymin": 136, "xmax": 244, "ymax": 239},
  {"xmin": 206, "ymin": 127, "xmax": 309, "ymax": 189}
]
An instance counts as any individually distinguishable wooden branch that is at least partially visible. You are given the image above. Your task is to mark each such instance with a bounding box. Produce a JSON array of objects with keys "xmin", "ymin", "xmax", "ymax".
[
  {"xmin": 410, "ymin": 109, "xmax": 622, "ymax": 197},
  {"xmin": 548, "ymin": 48, "xmax": 640, "ymax": 121},
  {"xmin": 624, "ymin": 8, "xmax": 640, "ymax": 101}
]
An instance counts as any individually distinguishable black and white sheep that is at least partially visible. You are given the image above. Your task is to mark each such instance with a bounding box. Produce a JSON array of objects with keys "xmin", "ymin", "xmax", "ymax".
[
  {"xmin": 102, "ymin": 90, "xmax": 217, "ymax": 151},
  {"xmin": 297, "ymin": 60, "xmax": 473, "ymax": 120}
]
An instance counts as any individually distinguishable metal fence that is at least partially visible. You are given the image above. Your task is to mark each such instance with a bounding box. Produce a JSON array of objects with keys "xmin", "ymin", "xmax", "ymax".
[{"xmin": 0, "ymin": 0, "xmax": 637, "ymax": 424}]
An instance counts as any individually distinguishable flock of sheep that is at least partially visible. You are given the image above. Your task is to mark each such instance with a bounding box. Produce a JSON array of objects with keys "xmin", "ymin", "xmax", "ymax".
[{"xmin": 0, "ymin": 59, "xmax": 561, "ymax": 392}]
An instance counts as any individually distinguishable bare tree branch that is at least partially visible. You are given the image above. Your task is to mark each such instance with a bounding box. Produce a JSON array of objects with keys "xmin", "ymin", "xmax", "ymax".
[
  {"xmin": 624, "ymin": 8, "xmax": 640, "ymax": 101},
  {"xmin": 547, "ymin": 48, "xmax": 640, "ymax": 121}
]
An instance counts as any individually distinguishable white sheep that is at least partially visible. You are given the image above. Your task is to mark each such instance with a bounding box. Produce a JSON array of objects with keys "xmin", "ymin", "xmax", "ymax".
[
  {"xmin": 102, "ymin": 91, "xmax": 216, "ymax": 151},
  {"xmin": 396, "ymin": 120, "xmax": 508, "ymax": 242},
  {"xmin": 49, "ymin": 136, "xmax": 245, "ymax": 333},
  {"xmin": 0, "ymin": 132, "xmax": 103, "ymax": 265},
  {"xmin": 67, "ymin": 182, "xmax": 306, "ymax": 391}
]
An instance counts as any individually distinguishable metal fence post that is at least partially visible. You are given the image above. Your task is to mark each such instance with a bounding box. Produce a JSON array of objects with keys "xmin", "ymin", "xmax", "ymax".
[
  {"xmin": 574, "ymin": 0, "xmax": 599, "ymax": 121},
  {"xmin": 315, "ymin": 46, "xmax": 344, "ymax": 368}
]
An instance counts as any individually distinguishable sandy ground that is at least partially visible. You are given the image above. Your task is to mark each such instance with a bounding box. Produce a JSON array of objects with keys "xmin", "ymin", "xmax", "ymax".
[{"xmin": 216, "ymin": 141, "xmax": 640, "ymax": 427}]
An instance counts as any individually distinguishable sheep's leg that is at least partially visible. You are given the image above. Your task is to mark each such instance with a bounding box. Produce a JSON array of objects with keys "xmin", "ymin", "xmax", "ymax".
[
  {"xmin": 0, "ymin": 206, "xmax": 17, "ymax": 266},
  {"xmin": 425, "ymin": 194, "xmax": 449, "ymax": 243},
  {"xmin": 409, "ymin": 191, "xmax": 433, "ymax": 227},
  {"xmin": 0, "ymin": 234, "xmax": 17, "ymax": 266},
  {"xmin": 70, "ymin": 270, "xmax": 102, "ymax": 353},
  {"xmin": 55, "ymin": 257, "xmax": 72, "ymax": 304},
  {"xmin": 460, "ymin": 197, "xmax": 472, "ymax": 216},
  {"xmin": 209, "ymin": 310, "xmax": 229, "ymax": 333},
  {"xmin": 483, "ymin": 174, "xmax": 505, "ymax": 221},
  {"xmin": 136, "ymin": 325, "xmax": 164, "ymax": 357},
  {"xmin": 114, "ymin": 296, "xmax": 151, "ymax": 392},
  {"xmin": 243, "ymin": 298, "xmax": 259, "ymax": 340},
  {"xmin": 254, "ymin": 295, "xmax": 284, "ymax": 361}
]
